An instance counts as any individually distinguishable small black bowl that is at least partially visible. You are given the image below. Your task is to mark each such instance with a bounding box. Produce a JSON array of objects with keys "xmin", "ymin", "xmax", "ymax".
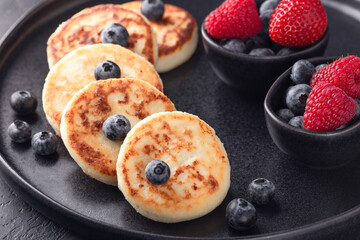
[
  {"xmin": 201, "ymin": 21, "xmax": 329, "ymax": 99},
  {"xmin": 264, "ymin": 56, "xmax": 360, "ymax": 169}
]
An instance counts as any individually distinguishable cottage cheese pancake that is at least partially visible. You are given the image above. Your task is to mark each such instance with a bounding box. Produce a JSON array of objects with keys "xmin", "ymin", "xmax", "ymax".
[
  {"xmin": 121, "ymin": 1, "xmax": 198, "ymax": 73},
  {"xmin": 43, "ymin": 44, "xmax": 162, "ymax": 136},
  {"xmin": 47, "ymin": 4, "xmax": 157, "ymax": 68},
  {"xmin": 117, "ymin": 111, "xmax": 230, "ymax": 223},
  {"xmin": 60, "ymin": 78, "xmax": 175, "ymax": 186}
]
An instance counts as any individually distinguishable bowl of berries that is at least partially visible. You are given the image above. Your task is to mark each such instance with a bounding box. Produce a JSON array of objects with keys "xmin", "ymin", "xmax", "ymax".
[
  {"xmin": 201, "ymin": 0, "xmax": 329, "ymax": 98},
  {"xmin": 264, "ymin": 56, "xmax": 360, "ymax": 168}
]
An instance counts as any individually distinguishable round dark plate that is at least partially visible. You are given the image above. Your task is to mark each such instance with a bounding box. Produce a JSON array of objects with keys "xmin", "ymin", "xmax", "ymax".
[{"xmin": 1, "ymin": 0, "xmax": 360, "ymax": 239}]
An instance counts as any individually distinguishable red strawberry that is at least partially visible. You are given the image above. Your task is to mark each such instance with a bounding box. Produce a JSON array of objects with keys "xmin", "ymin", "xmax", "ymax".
[
  {"xmin": 310, "ymin": 56, "xmax": 360, "ymax": 98},
  {"xmin": 269, "ymin": 0, "xmax": 327, "ymax": 47},
  {"xmin": 205, "ymin": 0, "xmax": 262, "ymax": 39},
  {"xmin": 303, "ymin": 82, "xmax": 356, "ymax": 131}
]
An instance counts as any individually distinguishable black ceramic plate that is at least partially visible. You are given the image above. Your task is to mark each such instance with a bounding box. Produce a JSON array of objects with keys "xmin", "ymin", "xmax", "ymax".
[{"xmin": 1, "ymin": 0, "xmax": 360, "ymax": 239}]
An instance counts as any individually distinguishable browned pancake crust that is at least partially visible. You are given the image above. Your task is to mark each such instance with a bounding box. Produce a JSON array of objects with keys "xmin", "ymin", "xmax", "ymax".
[
  {"xmin": 121, "ymin": 1, "xmax": 197, "ymax": 57},
  {"xmin": 47, "ymin": 4, "xmax": 156, "ymax": 66},
  {"xmin": 63, "ymin": 79, "xmax": 175, "ymax": 178}
]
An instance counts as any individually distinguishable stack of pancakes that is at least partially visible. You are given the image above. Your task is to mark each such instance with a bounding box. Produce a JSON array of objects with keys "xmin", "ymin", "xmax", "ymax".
[{"xmin": 43, "ymin": 2, "xmax": 230, "ymax": 223}]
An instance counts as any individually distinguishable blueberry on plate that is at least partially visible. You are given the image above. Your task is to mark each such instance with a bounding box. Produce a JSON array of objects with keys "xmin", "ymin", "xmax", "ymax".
[
  {"xmin": 276, "ymin": 108, "xmax": 295, "ymax": 122},
  {"xmin": 245, "ymin": 35, "xmax": 270, "ymax": 51},
  {"xmin": 141, "ymin": 0, "xmax": 164, "ymax": 21},
  {"xmin": 32, "ymin": 131, "xmax": 58, "ymax": 155},
  {"xmin": 249, "ymin": 48, "xmax": 275, "ymax": 57},
  {"xmin": 277, "ymin": 47, "xmax": 295, "ymax": 56},
  {"xmin": 222, "ymin": 39, "xmax": 246, "ymax": 53},
  {"xmin": 101, "ymin": 23, "xmax": 129, "ymax": 47},
  {"xmin": 289, "ymin": 116, "xmax": 304, "ymax": 129},
  {"xmin": 10, "ymin": 90, "xmax": 37, "ymax": 116},
  {"xmin": 8, "ymin": 120, "xmax": 32, "ymax": 143},
  {"xmin": 145, "ymin": 160, "xmax": 170, "ymax": 185},
  {"xmin": 315, "ymin": 63, "xmax": 327, "ymax": 72},
  {"xmin": 290, "ymin": 60, "xmax": 316, "ymax": 84},
  {"xmin": 248, "ymin": 178, "xmax": 276, "ymax": 205},
  {"xmin": 102, "ymin": 114, "xmax": 131, "ymax": 141},
  {"xmin": 285, "ymin": 84, "xmax": 312, "ymax": 115},
  {"xmin": 94, "ymin": 60, "xmax": 121, "ymax": 80},
  {"xmin": 226, "ymin": 198, "xmax": 257, "ymax": 231}
]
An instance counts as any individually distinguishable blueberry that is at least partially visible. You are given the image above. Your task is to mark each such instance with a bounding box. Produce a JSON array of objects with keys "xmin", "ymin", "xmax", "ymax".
[
  {"xmin": 94, "ymin": 60, "xmax": 121, "ymax": 80},
  {"xmin": 276, "ymin": 108, "xmax": 295, "ymax": 122},
  {"xmin": 259, "ymin": 0, "xmax": 280, "ymax": 15},
  {"xmin": 102, "ymin": 114, "xmax": 131, "ymax": 141},
  {"xmin": 285, "ymin": 84, "xmax": 312, "ymax": 115},
  {"xmin": 315, "ymin": 64, "xmax": 327, "ymax": 72},
  {"xmin": 259, "ymin": 10, "xmax": 272, "ymax": 35},
  {"xmin": 288, "ymin": 116, "xmax": 304, "ymax": 129},
  {"xmin": 101, "ymin": 23, "xmax": 129, "ymax": 47},
  {"xmin": 8, "ymin": 120, "xmax": 32, "ymax": 143},
  {"xmin": 10, "ymin": 90, "xmax": 37, "ymax": 116},
  {"xmin": 141, "ymin": 0, "xmax": 164, "ymax": 21},
  {"xmin": 222, "ymin": 39, "xmax": 246, "ymax": 53},
  {"xmin": 145, "ymin": 160, "xmax": 170, "ymax": 185},
  {"xmin": 248, "ymin": 178, "xmax": 276, "ymax": 205},
  {"xmin": 249, "ymin": 48, "xmax": 275, "ymax": 57},
  {"xmin": 245, "ymin": 35, "xmax": 270, "ymax": 52},
  {"xmin": 277, "ymin": 47, "xmax": 295, "ymax": 56},
  {"xmin": 255, "ymin": 0, "xmax": 267, "ymax": 9},
  {"xmin": 350, "ymin": 99, "xmax": 360, "ymax": 123},
  {"xmin": 31, "ymin": 131, "xmax": 58, "ymax": 155},
  {"xmin": 290, "ymin": 60, "xmax": 316, "ymax": 84},
  {"xmin": 226, "ymin": 198, "xmax": 257, "ymax": 231}
]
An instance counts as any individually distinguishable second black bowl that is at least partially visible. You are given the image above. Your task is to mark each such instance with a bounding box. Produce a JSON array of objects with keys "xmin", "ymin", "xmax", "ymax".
[{"xmin": 264, "ymin": 56, "xmax": 360, "ymax": 168}]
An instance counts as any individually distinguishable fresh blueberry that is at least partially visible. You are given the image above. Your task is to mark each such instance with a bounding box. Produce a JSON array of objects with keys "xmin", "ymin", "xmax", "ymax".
[
  {"xmin": 255, "ymin": 0, "xmax": 267, "ymax": 9},
  {"xmin": 102, "ymin": 114, "xmax": 131, "ymax": 141},
  {"xmin": 315, "ymin": 64, "xmax": 327, "ymax": 72},
  {"xmin": 31, "ymin": 131, "xmax": 58, "ymax": 155},
  {"xmin": 222, "ymin": 39, "xmax": 246, "ymax": 53},
  {"xmin": 10, "ymin": 90, "xmax": 37, "ymax": 116},
  {"xmin": 226, "ymin": 198, "xmax": 257, "ymax": 231},
  {"xmin": 285, "ymin": 84, "xmax": 312, "ymax": 115},
  {"xmin": 249, "ymin": 48, "xmax": 275, "ymax": 57},
  {"xmin": 145, "ymin": 160, "xmax": 170, "ymax": 185},
  {"xmin": 350, "ymin": 99, "xmax": 360, "ymax": 123},
  {"xmin": 288, "ymin": 116, "xmax": 304, "ymax": 129},
  {"xmin": 259, "ymin": 10, "xmax": 272, "ymax": 35},
  {"xmin": 290, "ymin": 60, "xmax": 316, "ymax": 84},
  {"xmin": 245, "ymin": 35, "xmax": 270, "ymax": 52},
  {"xmin": 276, "ymin": 108, "xmax": 295, "ymax": 122},
  {"xmin": 248, "ymin": 178, "xmax": 276, "ymax": 205},
  {"xmin": 94, "ymin": 60, "xmax": 121, "ymax": 80},
  {"xmin": 259, "ymin": 0, "xmax": 280, "ymax": 15},
  {"xmin": 8, "ymin": 120, "xmax": 32, "ymax": 143},
  {"xmin": 141, "ymin": 0, "xmax": 164, "ymax": 21},
  {"xmin": 277, "ymin": 47, "xmax": 295, "ymax": 56},
  {"xmin": 101, "ymin": 23, "xmax": 129, "ymax": 47}
]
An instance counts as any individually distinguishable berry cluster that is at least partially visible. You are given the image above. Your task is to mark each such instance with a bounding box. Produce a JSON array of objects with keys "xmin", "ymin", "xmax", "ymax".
[
  {"xmin": 278, "ymin": 56, "xmax": 360, "ymax": 131},
  {"xmin": 8, "ymin": 91, "xmax": 58, "ymax": 155},
  {"xmin": 205, "ymin": 0, "xmax": 327, "ymax": 57},
  {"xmin": 226, "ymin": 178, "xmax": 275, "ymax": 231}
]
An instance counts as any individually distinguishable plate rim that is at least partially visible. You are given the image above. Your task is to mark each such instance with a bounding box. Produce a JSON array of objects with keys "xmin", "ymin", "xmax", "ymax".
[{"xmin": 0, "ymin": 0, "xmax": 360, "ymax": 239}]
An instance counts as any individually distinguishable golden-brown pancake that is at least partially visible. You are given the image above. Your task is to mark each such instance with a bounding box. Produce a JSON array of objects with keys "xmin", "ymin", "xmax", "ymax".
[
  {"xmin": 60, "ymin": 78, "xmax": 176, "ymax": 186},
  {"xmin": 47, "ymin": 4, "xmax": 157, "ymax": 68},
  {"xmin": 43, "ymin": 44, "xmax": 163, "ymax": 136},
  {"xmin": 117, "ymin": 111, "xmax": 230, "ymax": 223},
  {"xmin": 121, "ymin": 1, "xmax": 198, "ymax": 73}
]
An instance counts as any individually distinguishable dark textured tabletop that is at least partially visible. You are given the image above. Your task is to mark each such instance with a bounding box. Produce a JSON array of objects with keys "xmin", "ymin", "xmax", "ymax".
[{"xmin": 0, "ymin": 1, "xmax": 81, "ymax": 239}]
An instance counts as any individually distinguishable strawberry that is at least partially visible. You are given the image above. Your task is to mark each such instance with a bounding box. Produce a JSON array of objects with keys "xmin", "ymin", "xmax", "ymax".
[
  {"xmin": 269, "ymin": 0, "xmax": 327, "ymax": 47},
  {"xmin": 310, "ymin": 56, "xmax": 360, "ymax": 98},
  {"xmin": 303, "ymin": 82, "xmax": 357, "ymax": 131},
  {"xmin": 205, "ymin": 0, "xmax": 262, "ymax": 39}
]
